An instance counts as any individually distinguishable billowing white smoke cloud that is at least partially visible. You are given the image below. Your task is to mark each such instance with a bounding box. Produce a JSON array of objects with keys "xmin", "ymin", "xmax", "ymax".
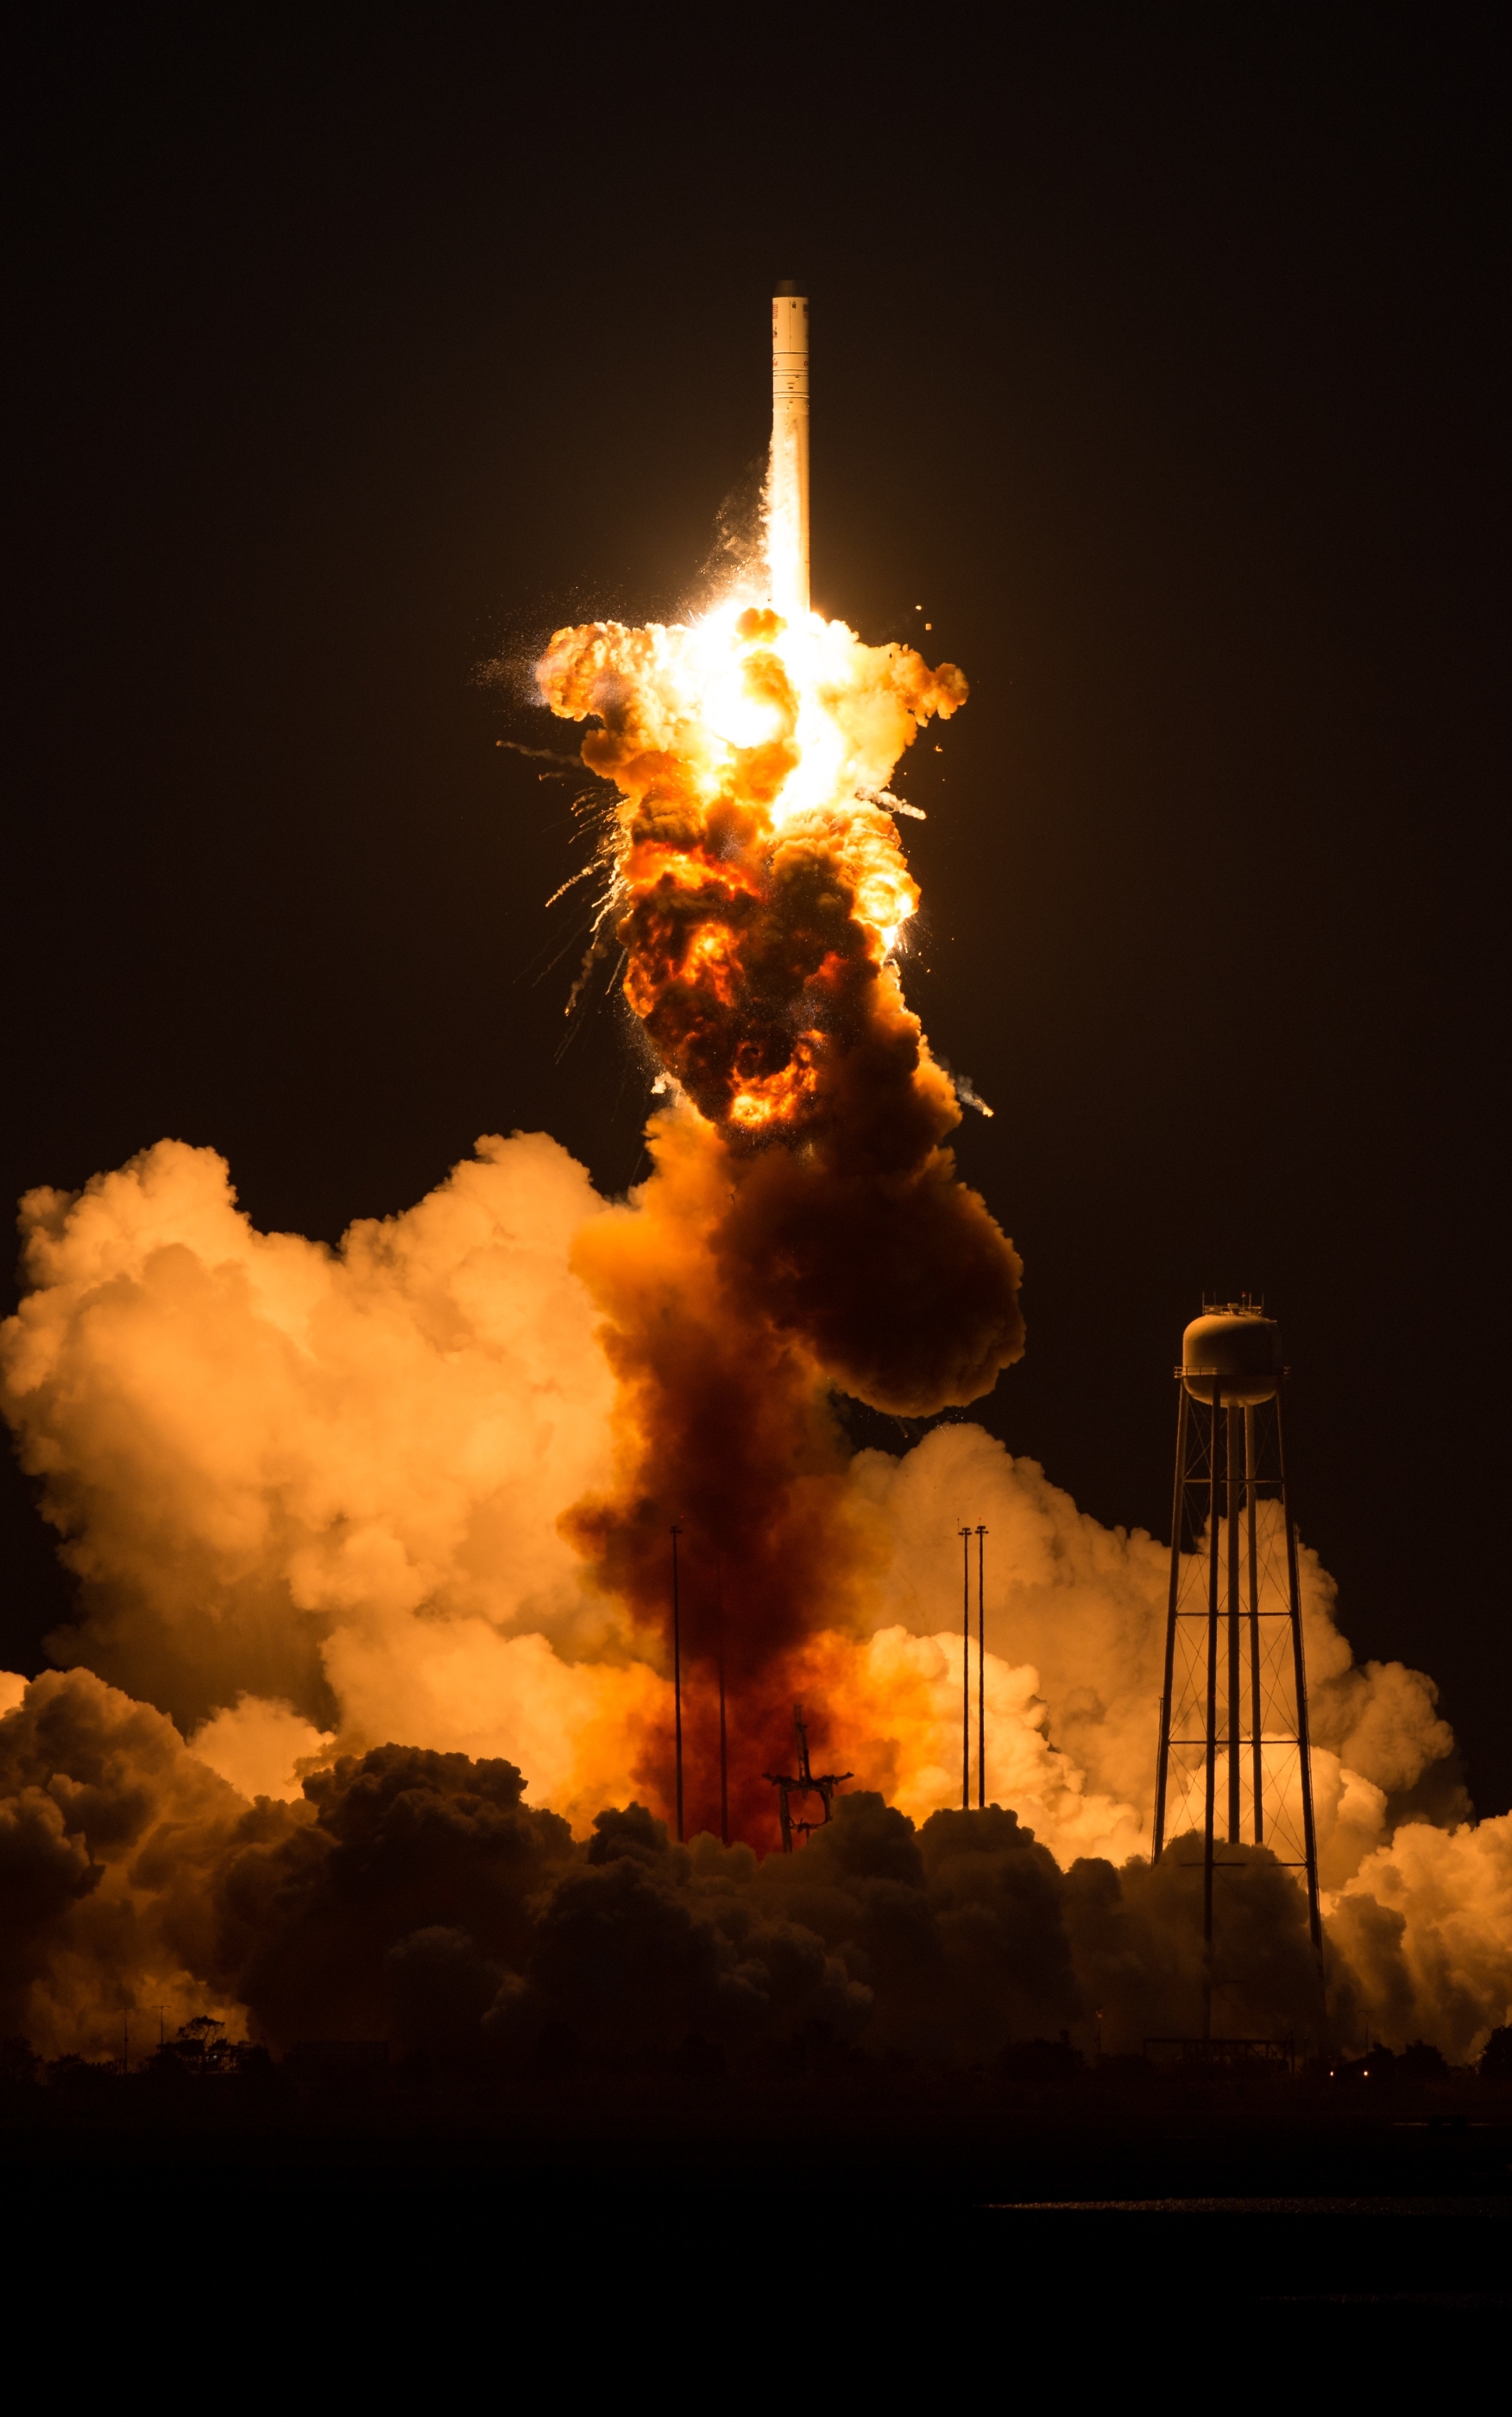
[
  {"xmin": 0, "ymin": 1134, "xmax": 662, "ymax": 1826},
  {"xmin": 0, "ymin": 1666, "xmax": 255, "ymax": 2054},
  {"xmin": 850, "ymin": 1625, "xmax": 1147, "ymax": 1866},
  {"xmin": 188, "ymin": 1694, "xmax": 333, "ymax": 1802},
  {"xmin": 850, "ymin": 1424, "xmax": 1462, "ymax": 1884},
  {"xmin": 1, "ymin": 1132, "xmax": 1506, "ymax": 2055},
  {"xmin": 1329, "ymin": 1816, "xmax": 1512, "ymax": 2060}
]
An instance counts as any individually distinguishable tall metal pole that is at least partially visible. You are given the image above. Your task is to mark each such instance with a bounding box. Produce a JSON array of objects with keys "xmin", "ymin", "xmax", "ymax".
[
  {"xmin": 975, "ymin": 1524, "xmax": 987, "ymax": 1810},
  {"xmin": 1226, "ymin": 1403, "xmax": 1241, "ymax": 1843},
  {"xmin": 1276, "ymin": 1392, "xmax": 1322, "ymax": 1956},
  {"xmin": 671, "ymin": 1522, "xmax": 684, "ymax": 1844},
  {"xmin": 959, "ymin": 1524, "xmax": 972, "ymax": 1810},
  {"xmin": 1152, "ymin": 1384, "xmax": 1189, "ymax": 1861},
  {"xmin": 716, "ymin": 1553, "xmax": 728, "ymax": 1848},
  {"xmin": 1203, "ymin": 1377, "xmax": 1221, "ymax": 2038},
  {"xmin": 1246, "ymin": 1404, "xmax": 1263, "ymax": 1843}
]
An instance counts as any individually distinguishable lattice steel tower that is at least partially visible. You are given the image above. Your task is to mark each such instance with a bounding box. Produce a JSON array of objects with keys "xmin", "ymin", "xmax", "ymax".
[{"xmin": 1152, "ymin": 1302, "xmax": 1322, "ymax": 2031}]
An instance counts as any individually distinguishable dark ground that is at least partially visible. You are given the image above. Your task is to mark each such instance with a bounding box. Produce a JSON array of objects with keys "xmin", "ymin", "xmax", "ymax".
[{"xmin": 6, "ymin": 2060, "xmax": 1509, "ymax": 2338}]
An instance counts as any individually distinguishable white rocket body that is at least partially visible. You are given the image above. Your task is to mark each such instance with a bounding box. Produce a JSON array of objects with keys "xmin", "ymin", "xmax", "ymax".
[{"xmin": 769, "ymin": 287, "xmax": 810, "ymax": 618}]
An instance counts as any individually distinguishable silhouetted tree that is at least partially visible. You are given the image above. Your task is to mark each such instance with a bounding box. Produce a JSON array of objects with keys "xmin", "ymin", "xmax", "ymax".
[{"xmin": 1480, "ymin": 2025, "xmax": 1512, "ymax": 2084}]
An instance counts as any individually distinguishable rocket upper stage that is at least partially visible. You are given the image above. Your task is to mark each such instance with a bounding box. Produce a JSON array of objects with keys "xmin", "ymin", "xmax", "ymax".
[{"xmin": 770, "ymin": 281, "xmax": 810, "ymax": 618}]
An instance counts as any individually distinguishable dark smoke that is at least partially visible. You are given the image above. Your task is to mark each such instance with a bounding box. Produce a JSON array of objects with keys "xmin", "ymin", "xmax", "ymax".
[{"xmin": 1, "ymin": 1669, "xmax": 1331, "ymax": 2065}]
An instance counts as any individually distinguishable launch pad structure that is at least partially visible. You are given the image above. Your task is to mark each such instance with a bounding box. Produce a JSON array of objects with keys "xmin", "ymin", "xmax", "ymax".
[
  {"xmin": 1152, "ymin": 1300, "xmax": 1324, "ymax": 2039},
  {"xmin": 765, "ymin": 1704, "xmax": 852, "ymax": 1854}
]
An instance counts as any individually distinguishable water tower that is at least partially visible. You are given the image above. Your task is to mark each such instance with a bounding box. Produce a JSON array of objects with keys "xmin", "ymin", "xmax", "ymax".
[{"xmin": 1151, "ymin": 1300, "xmax": 1322, "ymax": 2032}]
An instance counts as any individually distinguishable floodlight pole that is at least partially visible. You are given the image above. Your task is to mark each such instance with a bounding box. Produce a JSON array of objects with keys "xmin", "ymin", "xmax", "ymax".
[
  {"xmin": 959, "ymin": 1525, "xmax": 972, "ymax": 1808},
  {"xmin": 1203, "ymin": 1375, "xmax": 1221, "ymax": 2038},
  {"xmin": 716, "ymin": 1551, "xmax": 729, "ymax": 1848},
  {"xmin": 1246, "ymin": 1404, "xmax": 1263, "ymax": 1842},
  {"xmin": 671, "ymin": 1521, "xmax": 684, "ymax": 1843},
  {"xmin": 975, "ymin": 1524, "xmax": 987, "ymax": 1808}
]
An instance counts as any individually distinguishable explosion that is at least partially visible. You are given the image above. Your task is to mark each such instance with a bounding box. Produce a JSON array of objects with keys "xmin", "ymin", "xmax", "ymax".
[
  {"xmin": 536, "ymin": 590, "xmax": 1022, "ymax": 1832},
  {"xmin": 0, "ymin": 290, "xmax": 1508, "ymax": 2073}
]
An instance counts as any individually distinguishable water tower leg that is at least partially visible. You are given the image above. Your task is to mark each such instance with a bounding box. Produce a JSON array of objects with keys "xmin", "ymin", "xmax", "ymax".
[
  {"xmin": 1226, "ymin": 1404, "xmax": 1242, "ymax": 1844},
  {"xmin": 1246, "ymin": 1404, "xmax": 1263, "ymax": 1843},
  {"xmin": 1152, "ymin": 1384, "xmax": 1189, "ymax": 1862},
  {"xmin": 1203, "ymin": 1378, "xmax": 1222, "ymax": 2038},
  {"xmin": 1277, "ymin": 1391, "xmax": 1323, "ymax": 1957}
]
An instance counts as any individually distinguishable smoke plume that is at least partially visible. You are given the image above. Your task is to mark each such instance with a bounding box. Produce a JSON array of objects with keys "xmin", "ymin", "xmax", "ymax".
[
  {"xmin": 1, "ymin": 575, "xmax": 1506, "ymax": 2067},
  {"xmin": 534, "ymin": 600, "xmax": 1022, "ymax": 1814},
  {"xmin": 7, "ymin": 1657, "xmax": 1498, "ymax": 2067},
  {"xmin": 2, "ymin": 1131, "xmax": 1506, "ymax": 2061}
]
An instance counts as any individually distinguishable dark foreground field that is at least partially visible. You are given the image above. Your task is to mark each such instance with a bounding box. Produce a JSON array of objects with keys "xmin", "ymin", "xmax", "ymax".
[{"xmin": 4, "ymin": 2054, "xmax": 1508, "ymax": 2360}]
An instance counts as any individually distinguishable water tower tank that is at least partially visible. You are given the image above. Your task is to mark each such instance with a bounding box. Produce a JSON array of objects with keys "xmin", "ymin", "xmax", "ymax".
[{"xmin": 1181, "ymin": 1307, "xmax": 1282, "ymax": 1406}]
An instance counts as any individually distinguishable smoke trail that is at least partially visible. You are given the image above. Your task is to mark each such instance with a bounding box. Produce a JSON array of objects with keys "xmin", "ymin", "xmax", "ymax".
[{"xmin": 534, "ymin": 602, "xmax": 1022, "ymax": 1812}]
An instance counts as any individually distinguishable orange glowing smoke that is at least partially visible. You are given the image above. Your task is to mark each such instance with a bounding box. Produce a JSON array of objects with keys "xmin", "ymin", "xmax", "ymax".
[{"xmin": 537, "ymin": 593, "xmax": 1024, "ymax": 1827}]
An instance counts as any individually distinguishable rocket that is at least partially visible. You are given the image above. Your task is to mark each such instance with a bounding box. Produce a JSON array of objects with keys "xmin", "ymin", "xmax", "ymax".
[{"xmin": 770, "ymin": 281, "xmax": 810, "ymax": 618}]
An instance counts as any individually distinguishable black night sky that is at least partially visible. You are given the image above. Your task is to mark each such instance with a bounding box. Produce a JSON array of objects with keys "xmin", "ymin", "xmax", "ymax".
[{"xmin": 6, "ymin": 13, "xmax": 1506, "ymax": 1809}]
